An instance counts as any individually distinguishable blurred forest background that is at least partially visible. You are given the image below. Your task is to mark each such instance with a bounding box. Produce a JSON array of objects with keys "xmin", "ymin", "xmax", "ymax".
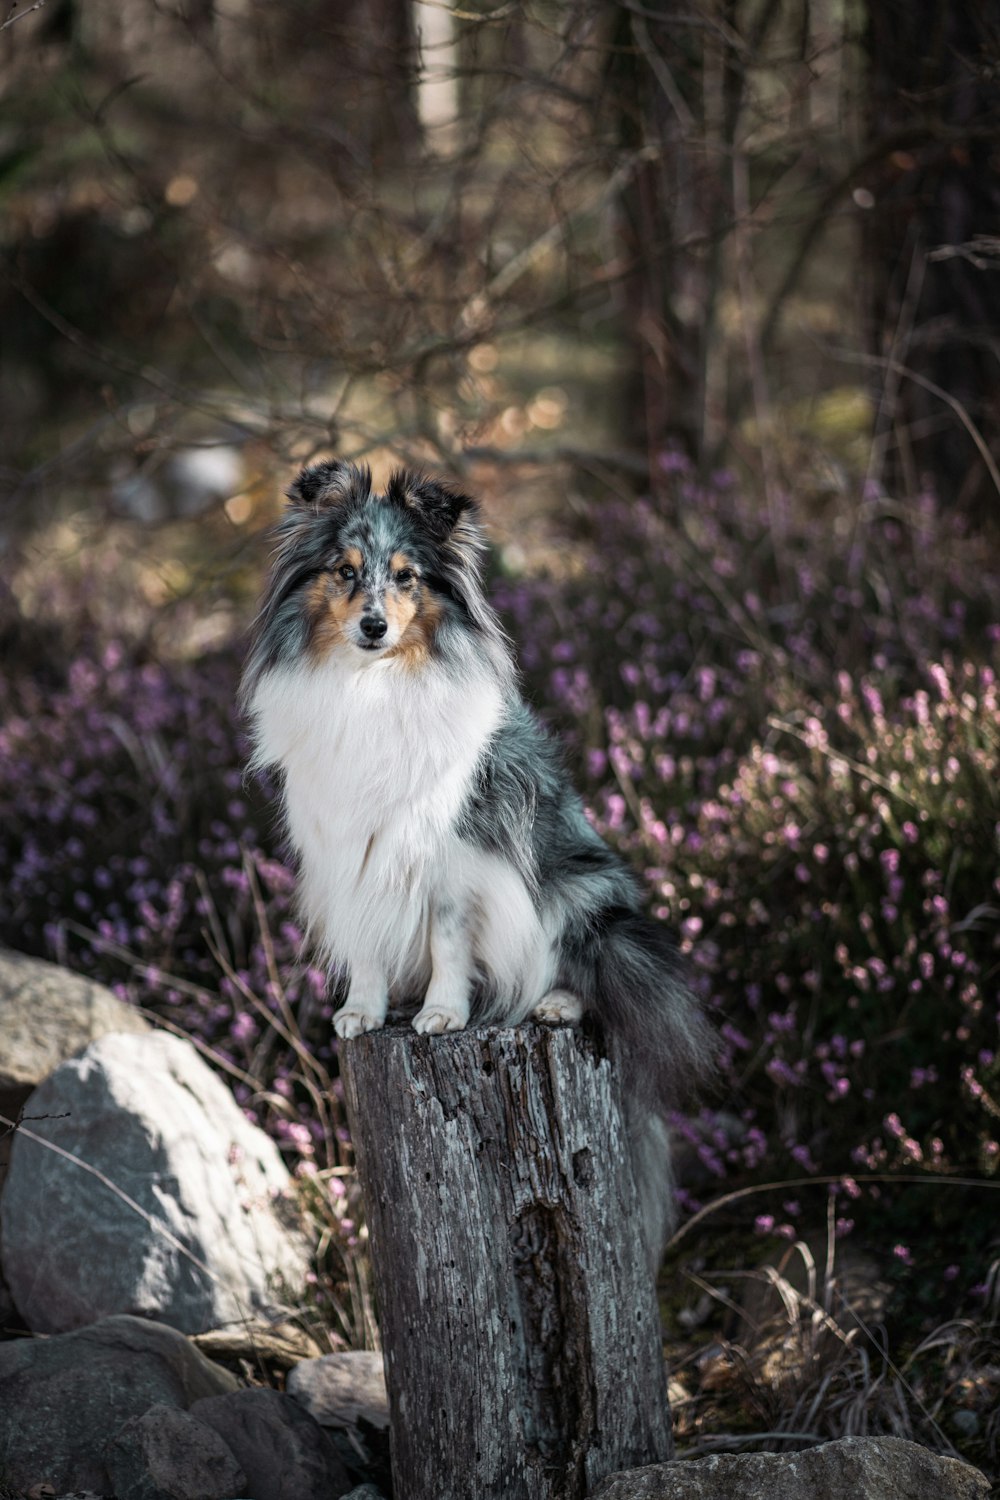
[{"xmin": 2, "ymin": 0, "xmax": 1000, "ymax": 1479}]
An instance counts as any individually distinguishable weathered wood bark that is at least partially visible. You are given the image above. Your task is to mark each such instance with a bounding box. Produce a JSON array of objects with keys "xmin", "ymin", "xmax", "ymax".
[{"xmin": 341, "ymin": 1023, "xmax": 672, "ymax": 1500}]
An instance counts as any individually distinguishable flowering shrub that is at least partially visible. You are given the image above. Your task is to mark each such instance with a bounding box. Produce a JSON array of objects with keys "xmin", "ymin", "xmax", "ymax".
[
  {"xmin": 496, "ymin": 467, "xmax": 1000, "ymax": 1248},
  {"xmin": 0, "ymin": 638, "xmax": 337, "ymax": 1146},
  {"xmin": 1, "ymin": 467, "xmax": 998, "ymax": 1273}
]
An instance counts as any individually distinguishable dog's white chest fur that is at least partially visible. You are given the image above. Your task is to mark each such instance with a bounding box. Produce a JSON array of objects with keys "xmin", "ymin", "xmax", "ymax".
[{"xmin": 249, "ymin": 656, "xmax": 520, "ymax": 994}]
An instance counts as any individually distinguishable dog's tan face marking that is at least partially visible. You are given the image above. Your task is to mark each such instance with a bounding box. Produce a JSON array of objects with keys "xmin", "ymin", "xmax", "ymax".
[
  {"xmin": 306, "ymin": 547, "xmax": 367, "ymax": 660},
  {"xmin": 308, "ymin": 546, "xmax": 440, "ymax": 663},
  {"xmin": 382, "ymin": 551, "xmax": 420, "ymax": 646},
  {"xmin": 385, "ymin": 584, "xmax": 442, "ymax": 669}
]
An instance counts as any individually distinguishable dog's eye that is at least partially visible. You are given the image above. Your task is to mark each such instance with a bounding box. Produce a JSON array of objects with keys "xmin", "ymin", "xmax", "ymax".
[
  {"xmin": 338, "ymin": 564, "xmax": 356, "ymax": 581},
  {"xmin": 395, "ymin": 568, "xmax": 415, "ymax": 586}
]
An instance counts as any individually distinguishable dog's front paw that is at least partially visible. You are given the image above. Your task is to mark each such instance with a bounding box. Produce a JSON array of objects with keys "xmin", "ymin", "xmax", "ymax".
[
  {"xmin": 333, "ymin": 1006, "xmax": 385, "ymax": 1040},
  {"xmin": 533, "ymin": 989, "xmax": 584, "ymax": 1025},
  {"xmin": 412, "ymin": 1005, "xmax": 467, "ymax": 1036}
]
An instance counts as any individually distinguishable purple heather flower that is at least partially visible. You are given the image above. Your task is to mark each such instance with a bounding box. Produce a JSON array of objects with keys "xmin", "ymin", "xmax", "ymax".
[{"xmin": 928, "ymin": 663, "xmax": 951, "ymax": 699}]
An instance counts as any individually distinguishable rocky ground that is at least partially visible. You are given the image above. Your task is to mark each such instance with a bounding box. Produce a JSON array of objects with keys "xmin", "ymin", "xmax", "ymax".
[
  {"xmin": 0, "ymin": 948, "xmax": 991, "ymax": 1500},
  {"xmin": 0, "ymin": 948, "xmax": 387, "ymax": 1500}
]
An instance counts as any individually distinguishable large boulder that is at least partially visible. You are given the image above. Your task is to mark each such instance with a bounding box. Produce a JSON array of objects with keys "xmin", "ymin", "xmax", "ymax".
[
  {"xmin": 588, "ymin": 1435, "xmax": 990, "ymax": 1499},
  {"xmin": 286, "ymin": 1351, "xmax": 391, "ymax": 1496},
  {"xmin": 190, "ymin": 1386, "xmax": 353, "ymax": 1499},
  {"xmin": 0, "ymin": 1314, "xmax": 238, "ymax": 1496},
  {"xmin": 0, "ymin": 947, "xmax": 148, "ymax": 1186},
  {"xmin": 105, "ymin": 1402, "xmax": 248, "ymax": 1500},
  {"xmin": 0, "ymin": 1029, "xmax": 310, "ymax": 1333},
  {"xmin": 286, "ymin": 1351, "xmax": 388, "ymax": 1433}
]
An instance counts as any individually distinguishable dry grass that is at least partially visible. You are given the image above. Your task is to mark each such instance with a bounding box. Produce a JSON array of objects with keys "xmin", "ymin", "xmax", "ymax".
[{"xmin": 664, "ymin": 1202, "xmax": 1000, "ymax": 1483}]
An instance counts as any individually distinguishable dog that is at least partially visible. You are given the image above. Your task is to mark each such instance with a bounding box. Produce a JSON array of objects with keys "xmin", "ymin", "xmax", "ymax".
[{"xmin": 241, "ymin": 460, "xmax": 714, "ymax": 1262}]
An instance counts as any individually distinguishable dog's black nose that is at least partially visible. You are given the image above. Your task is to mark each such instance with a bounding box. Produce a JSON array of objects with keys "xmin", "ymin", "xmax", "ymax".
[{"xmin": 360, "ymin": 614, "xmax": 387, "ymax": 640}]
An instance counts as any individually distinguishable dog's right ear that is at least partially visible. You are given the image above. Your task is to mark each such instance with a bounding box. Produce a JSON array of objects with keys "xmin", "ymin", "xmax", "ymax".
[{"xmin": 286, "ymin": 460, "xmax": 371, "ymax": 509}]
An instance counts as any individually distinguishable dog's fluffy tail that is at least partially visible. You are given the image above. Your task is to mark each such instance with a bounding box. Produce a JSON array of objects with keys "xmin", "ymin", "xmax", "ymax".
[
  {"xmin": 560, "ymin": 909, "xmax": 716, "ymax": 1262},
  {"xmin": 591, "ymin": 911, "xmax": 713, "ymax": 1108}
]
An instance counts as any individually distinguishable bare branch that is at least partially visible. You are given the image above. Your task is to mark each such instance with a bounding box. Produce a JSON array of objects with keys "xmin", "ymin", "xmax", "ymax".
[
  {"xmin": 0, "ymin": 0, "xmax": 46, "ymax": 32},
  {"xmin": 928, "ymin": 235, "xmax": 1000, "ymax": 270}
]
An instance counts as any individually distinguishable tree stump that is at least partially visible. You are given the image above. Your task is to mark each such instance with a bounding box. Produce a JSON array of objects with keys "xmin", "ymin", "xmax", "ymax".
[{"xmin": 340, "ymin": 1022, "xmax": 673, "ymax": 1500}]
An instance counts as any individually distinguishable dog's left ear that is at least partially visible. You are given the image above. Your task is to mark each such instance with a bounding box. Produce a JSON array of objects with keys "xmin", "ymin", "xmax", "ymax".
[{"xmin": 385, "ymin": 470, "xmax": 475, "ymax": 539}]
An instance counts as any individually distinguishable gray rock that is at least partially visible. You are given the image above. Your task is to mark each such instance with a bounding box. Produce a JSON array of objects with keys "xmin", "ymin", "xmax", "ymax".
[
  {"xmin": 49, "ymin": 1493, "xmax": 112, "ymax": 1499},
  {"xmin": 0, "ymin": 1029, "xmax": 310, "ymax": 1334},
  {"xmin": 952, "ymin": 1410, "xmax": 980, "ymax": 1438},
  {"xmin": 106, "ymin": 1402, "xmax": 247, "ymax": 1500},
  {"xmin": 191, "ymin": 1387, "xmax": 353, "ymax": 1500},
  {"xmin": 0, "ymin": 948, "xmax": 149, "ymax": 1093},
  {"xmin": 588, "ymin": 1435, "xmax": 990, "ymax": 1499},
  {"xmin": 286, "ymin": 1351, "xmax": 388, "ymax": 1431},
  {"xmin": 0, "ymin": 1256, "xmax": 15, "ymax": 1328},
  {"xmin": 0, "ymin": 947, "xmax": 147, "ymax": 1191},
  {"xmin": 0, "ymin": 1314, "xmax": 238, "ymax": 1496}
]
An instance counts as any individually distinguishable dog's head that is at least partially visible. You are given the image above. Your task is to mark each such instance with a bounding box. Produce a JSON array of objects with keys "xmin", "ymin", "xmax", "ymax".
[{"xmin": 251, "ymin": 461, "xmax": 487, "ymax": 673}]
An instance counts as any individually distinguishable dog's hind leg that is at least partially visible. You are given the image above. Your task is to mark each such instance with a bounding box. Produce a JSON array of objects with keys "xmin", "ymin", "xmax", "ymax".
[{"xmin": 532, "ymin": 989, "xmax": 584, "ymax": 1025}]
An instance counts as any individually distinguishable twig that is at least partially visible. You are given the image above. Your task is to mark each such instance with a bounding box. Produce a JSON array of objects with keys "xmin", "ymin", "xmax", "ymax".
[
  {"xmin": 0, "ymin": 1110, "xmax": 69, "ymax": 1137},
  {"xmin": 679, "ymin": 1431, "xmax": 824, "ymax": 1456},
  {"xmin": 0, "ymin": 1108, "xmax": 226, "ymax": 1292},
  {"xmin": 765, "ymin": 713, "xmax": 924, "ymax": 810},
  {"xmin": 458, "ymin": 442, "xmax": 649, "ymax": 476},
  {"xmin": 458, "ymin": 146, "xmax": 659, "ymax": 326},
  {"xmin": 199, "ymin": 915, "xmax": 342, "ymax": 1173},
  {"xmin": 59, "ymin": 919, "xmax": 298, "ymax": 1104},
  {"xmin": 732, "ymin": 146, "xmax": 783, "ymax": 543},
  {"xmin": 630, "ymin": 11, "xmax": 695, "ymax": 134},
  {"xmin": 822, "ymin": 340, "xmax": 1000, "ymax": 503},
  {"xmin": 862, "ymin": 238, "xmax": 926, "ymax": 519},
  {"xmin": 666, "ymin": 1171, "xmax": 1000, "ymax": 1253},
  {"xmin": 928, "ymin": 235, "xmax": 1000, "ymax": 270},
  {"xmin": 843, "ymin": 1295, "xmax": 960, "ymax": 1456},
  {"xmin": 0, "ymin": 0, "xmax": 46, "ymax": 32}
]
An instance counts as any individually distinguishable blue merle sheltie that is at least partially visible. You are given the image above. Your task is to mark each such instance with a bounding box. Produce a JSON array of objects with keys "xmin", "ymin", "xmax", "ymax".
[{"xmin": 241, "ymin": 460, "xmax": 714, "ymax": 1263}]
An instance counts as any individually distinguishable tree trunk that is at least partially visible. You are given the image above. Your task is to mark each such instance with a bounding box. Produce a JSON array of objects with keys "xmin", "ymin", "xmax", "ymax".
[
  {"xmin": 864, "ymin": 2, "xmax": 1000, "ymax": 513},
  {"xmin": 341, "ymin": 1023, "xmax": 672, "ymax": 1500},
  {"xmin": 605, "ymin": 0, "xmax": 711, "ymax": 470}
]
